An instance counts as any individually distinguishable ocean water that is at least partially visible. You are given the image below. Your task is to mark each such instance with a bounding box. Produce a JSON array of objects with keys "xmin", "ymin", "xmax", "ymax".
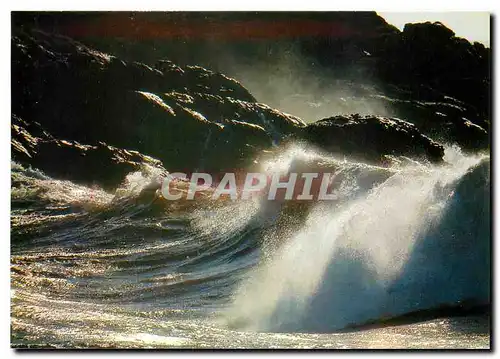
[{"xmin": 10, "ymin": 145, "xmax": 490, "ymax": 349}]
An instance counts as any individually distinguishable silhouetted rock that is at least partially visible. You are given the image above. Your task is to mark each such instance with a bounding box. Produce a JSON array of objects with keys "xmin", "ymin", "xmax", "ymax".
[
  {"xmin": 11, "ymin": 28, "xmax": 305, "ymax": 174},
  {"xmin": 403, "ymin": 21, "xmax": 455, "ymax": 42},
  {"xmin": 366, "ymin": 91, "xmax": 489, "ymax": 152},
  {"xmin": 12, "ymin": 115, "xmax": 165, "ymax": 190},
  {"xmin": 375, "ymin": 21, "xmax": 490, "ymax": 122},
  {"xmin": 13, "ymin": 12, "xmax": 490, "ymax": 123},
  {"xmin": 11, "ymin": 14, "xmax": 489, "ymax": 188},
  {"xmin": 304, "ymin": 114, "xmax": 445, "ymax": 164}
]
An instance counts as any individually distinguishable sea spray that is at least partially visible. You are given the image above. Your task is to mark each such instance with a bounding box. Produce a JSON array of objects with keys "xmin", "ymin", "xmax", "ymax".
[{"xmin": 224, "ymin": 146, "xmax": 489, "ymax": 332}]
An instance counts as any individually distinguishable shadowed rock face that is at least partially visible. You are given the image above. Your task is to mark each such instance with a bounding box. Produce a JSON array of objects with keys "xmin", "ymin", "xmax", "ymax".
[
  {"xmin": 375, "ymin": 21, "xmax": 490, "ymax": 122},
  {"xmin": 304, "ymin": 114, "xmax": 445, "ymax": 164},
  {"xmin": 12, "ymin": 115, "xmax": 165, "ymax": 190},
  {"xmin": 11, "ymin": 29, "xmax": 305, "ymax": 176},
  {"xmin": 11, "ymin": 16, "xmax": 489, "ymax": 189},
  {"xmin": 19, "ymin": 12, "xmax": 488, "ymax": 119}
]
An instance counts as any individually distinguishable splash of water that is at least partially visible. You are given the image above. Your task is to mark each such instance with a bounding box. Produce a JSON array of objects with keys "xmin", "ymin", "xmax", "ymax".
[
  {"xmin": 113, "ymin": 164, "xmax": 166, "ymax": 199},
  {"xmin": 11, "ymin": 161, "xmax": 114, "ymax": 208},
  {"xmin": 224, "ymin": 145, "xmax": 489, "ymax": 332}
]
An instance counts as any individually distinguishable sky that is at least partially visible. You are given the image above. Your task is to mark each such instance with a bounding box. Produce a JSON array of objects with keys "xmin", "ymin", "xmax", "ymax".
[{"xmin": 378, "ymin": 12, "xmax": 491, "ymax": 46}]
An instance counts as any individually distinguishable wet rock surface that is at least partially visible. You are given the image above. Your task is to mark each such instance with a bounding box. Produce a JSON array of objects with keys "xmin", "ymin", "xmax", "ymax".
[
  {"xmin": 304, "ymin": 114, "xmax": 445, "ymax": 164},
  {"xmin": 11, "ymin": 14, "xmax": 490, "ymax": 188}
]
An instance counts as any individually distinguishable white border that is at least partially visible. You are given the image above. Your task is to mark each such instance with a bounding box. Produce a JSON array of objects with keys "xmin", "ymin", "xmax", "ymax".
[{"xmin": 3, "ymin": 1, "xmax": 497, "ymax": 358}]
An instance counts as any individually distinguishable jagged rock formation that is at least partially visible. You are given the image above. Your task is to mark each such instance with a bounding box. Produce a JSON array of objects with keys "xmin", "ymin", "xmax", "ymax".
[
  {"xmin": 12, "ymin": 115, "xmax": 165, "ymax": 190},
  {"xmin": 11, "ymin": 15, "xmax": 490, "ymax": 189},
  {"xmin": 11, "ymin": 28, "xmax": 305, "ymax": 178},
  {"xmin": 304, "ymin": 114, "xmax": 445, "ymax": 164},
  {"xmin": 13, "ymin": 12, "xmax": 490, "ymax": 114}
]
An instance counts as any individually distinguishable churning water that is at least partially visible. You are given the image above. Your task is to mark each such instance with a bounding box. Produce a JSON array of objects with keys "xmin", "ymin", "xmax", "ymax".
[{"xmin": 11, "ymin": 145, "xmax": 490, "ymax": 348}]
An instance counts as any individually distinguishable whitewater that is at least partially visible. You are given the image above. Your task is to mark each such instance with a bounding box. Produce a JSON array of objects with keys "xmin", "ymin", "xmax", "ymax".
[{"xmin": 10, "ymin": 145, "xmax": 490, "ymax": 349}]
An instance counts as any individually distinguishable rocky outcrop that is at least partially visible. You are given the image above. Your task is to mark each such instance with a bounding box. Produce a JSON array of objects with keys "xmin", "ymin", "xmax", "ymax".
[
  {"xmin": 297, "ymin": 18, "xmax": 490, "ymax": 147},
  {"xmin": 11, "ymin": 17, "xmax": 489, "ymax": 190},
  {"xmin": 12, "ymin": 115, "xmax": 165, "ymax": 190},
  {"xmin": 28, "ymin": 12, "xmax": 488, "ymax": 123},
  {"xmin": 14, "ymin": 13, "xmax": 489, "ymax": 113},
  {"xmin": 367, "ymin": 91, "xmax": 489, "ymax": 152},
  {"xmin": 304, "ymin": 114, "xmax": 445, "ymax": 164},
  {"xmin": 374, "ymin": 21, "xmax": 490, "ymax": 121},
  {"xmin": 11, "ymin": 28, "xmax": 306, "ymax": 174}
]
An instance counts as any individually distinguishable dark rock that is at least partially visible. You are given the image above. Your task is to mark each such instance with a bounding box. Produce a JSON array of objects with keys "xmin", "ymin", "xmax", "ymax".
[
  {"xmin": 402, "ymin": 21, "xmax": 455, "ymax": 42},
  {"xmin": 449, "ymin": 117, "xmax": 489, "ymax": 150},
  {"xmin": 11, "ymin": 15, "xmax": 488, "ymax": 182},
  {"xmin": 11, "ymin": 28, "xmax": 306, "ymax": 173},
  {"xmin": 304, "ymin": 114, "xmax": 445, "ymax": 164},
  {"xmin": 13, "ymin": 12, "xmax": 490, "ymax": 126},
  {"xmin": 375, "ymin": 21, "xmax": 490, "ymax": 121},
  {"xmin": 12, "ymin": 115, "xmax": 165, "ymax": 190},
  {"xmin": 367, "ymin": 91, "xmax": 489, "ymax": 152}
]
